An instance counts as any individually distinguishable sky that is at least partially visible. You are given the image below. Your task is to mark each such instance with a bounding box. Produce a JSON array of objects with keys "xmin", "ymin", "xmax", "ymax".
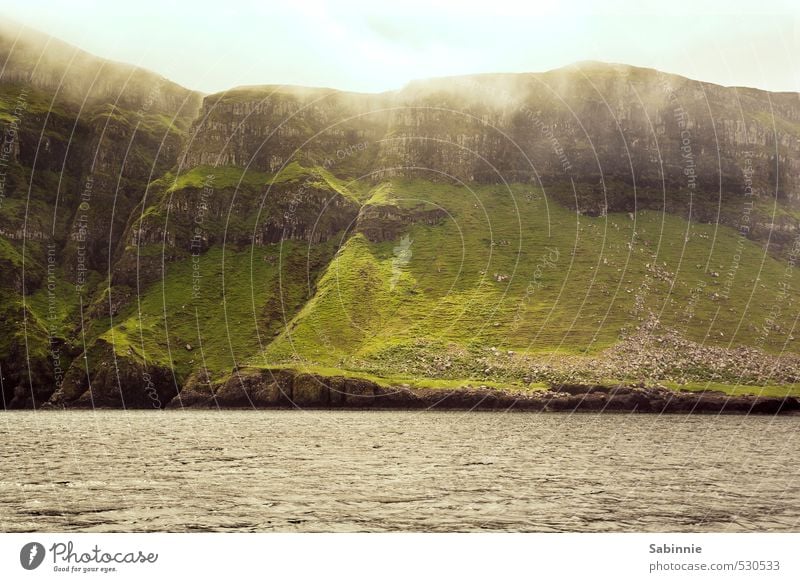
[{"xmin": 0, "ymin": 0, "xmax": 799, "ymax": 94}]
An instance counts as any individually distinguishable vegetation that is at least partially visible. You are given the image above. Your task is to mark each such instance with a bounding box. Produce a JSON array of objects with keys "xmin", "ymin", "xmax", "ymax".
[
  {"xmin": 2, "ymin": 46, "xmax": 799, "ymax": 406},
  {"xmin": 99, "ymin": 241, "xmax": 339, "ymax": 378},
  {"xmin": 663, "ymin": 381, "xmax": 800, "ymax": 399},
  {"xmin": 91, "ymin": 178, "xmax": 800, "ymax": 392}
]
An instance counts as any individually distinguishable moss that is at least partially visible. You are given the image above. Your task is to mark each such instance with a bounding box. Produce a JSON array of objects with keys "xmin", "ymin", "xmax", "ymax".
[
  {"xmin": 96, "ymin": 240, "xmax": 339, "ymax": 377},
  {"xmin": 258, "ymin": 178, "xmax": 800, "ymax": 381},
  {"xmin": 268, "ymin": 161, "xmax": 361, "ymax": 204},
  {"xmin": 163, "ymin": 165, "xmax": 274, "ymax": 193},
  {"xmin": 0, "ymin": 237, "xmax": 24, "ymax": 269},
  {"xmin": 663, "ymin": 381, "xmax": 800, "ymax": 399},
  {"xmin": 0, "ymin": 83, "xmax": 72, "ymax": 119}
]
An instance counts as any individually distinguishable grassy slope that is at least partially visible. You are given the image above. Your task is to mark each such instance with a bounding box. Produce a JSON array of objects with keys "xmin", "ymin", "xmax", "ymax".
[
  {"xmin": 155, "ymin": 161, "xmax": 365, "ymax": 201},
  {"xmin": 257, "ymin": 179, "xmax": 800, "ymax": 391},
  {"xmin": 97, "ymin": 241, "xmax": 340, "ymax": 382},
  {"xmin": 664, "ymin": 381, "xmax": 799, "ymax": 399},
  {"xmin": 53, "ymin": 159, "xmax": 359, "ymax": 400},
  {"xmin": 13, "ymin": 170, "xmax": 800, "ymax": 399}
]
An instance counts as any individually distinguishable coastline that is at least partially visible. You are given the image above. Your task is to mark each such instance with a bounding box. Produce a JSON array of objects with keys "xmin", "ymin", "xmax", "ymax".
[{"xmin": 37, "ymin": 368, "xmax": 800, "ymax": 414}]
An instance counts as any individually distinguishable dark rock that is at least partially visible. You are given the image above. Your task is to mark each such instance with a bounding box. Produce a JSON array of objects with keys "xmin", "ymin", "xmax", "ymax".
[
  {"xmin": 174, "ymin": 367, "xmax": 294, "ymax": 408},
  {"xmin": 292, "ymin": 373, "xmax": 329, "ymax": 407},
  {"xmin": 252, "ymin": 369, "xmax": 294, "ymax": 406},
  {"xmin": 169, "ymin": 372, "xmax": 216, "ymax": 408},
  {"xmin": 552, "ymin": 383, "xmax": 611, "ymax": 395},
  {"xmin": 749, "ymin": 397, "xmax": 798, "ymax": 414},
  {"xmin": 327, "ymin": 376, "xmax": 348, "ymax": 407},
  {"xmin": 373, "ymin": 384, "xmax": 424, "ymax": 408},
  {"xmin": 213, "ymin": 373, "xmax": 258, "ymax": 408},
  {"xmin": 344, "ymin": 378, "xmax": 377, "ymax": 406},
  {"xmin": 52, "ymin": 341, "xmax": 179, "ymax": 409}
]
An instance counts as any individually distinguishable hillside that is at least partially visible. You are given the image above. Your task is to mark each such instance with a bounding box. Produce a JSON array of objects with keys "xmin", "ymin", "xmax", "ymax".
[{"xmin": 1, "ymin": 26, "xmax": 799, "ymax": 409}]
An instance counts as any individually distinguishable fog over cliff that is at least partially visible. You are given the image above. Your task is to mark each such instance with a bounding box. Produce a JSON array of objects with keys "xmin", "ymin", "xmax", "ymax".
[{"xmin": 1, "ymin": 26, "xmax": 799, "ymax": 409}]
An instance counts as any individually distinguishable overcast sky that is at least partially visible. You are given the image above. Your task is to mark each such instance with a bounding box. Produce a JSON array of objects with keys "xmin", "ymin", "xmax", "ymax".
[{"xmin": 1, "ymin": 0, "xmax": 798, "ymax": 94}]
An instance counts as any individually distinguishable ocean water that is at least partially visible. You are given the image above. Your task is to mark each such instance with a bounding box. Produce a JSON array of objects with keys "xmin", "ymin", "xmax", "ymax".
[{"xmin": 0, "ymin": 410, "xmax": 797, "ymax": 532}]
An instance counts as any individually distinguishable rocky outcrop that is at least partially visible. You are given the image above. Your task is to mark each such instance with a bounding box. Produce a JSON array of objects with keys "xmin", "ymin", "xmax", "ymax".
[
  {"xmin": 113, "ymin": 176, "xmax": 360, "ymax": 289},
  {"xmin": 173, "ymin": 368, "xmax": 295, "ymax": 408},
  {"xmin": 355, "ymin": 203, "xmax": 447, "ymax": 242},
  {"xmin": 182, "ymin": 87, "xmax": 387, "ymax": 172},
  {"xmin": 158, "ymin": 368, "xmax": 800, "ymax": 414},
  {"xmin": 46, "ymin": 340, "xmax": 180, "ymax": 409},
  {"xmin": 179, "ymin": 64, "xmax": 800, "ymax": 251}
]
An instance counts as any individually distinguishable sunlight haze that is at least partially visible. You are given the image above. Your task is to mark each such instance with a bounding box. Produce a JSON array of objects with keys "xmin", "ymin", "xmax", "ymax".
[{"xmin": 0, "ymin": 0, "xmax": 798, "ymax": 93}]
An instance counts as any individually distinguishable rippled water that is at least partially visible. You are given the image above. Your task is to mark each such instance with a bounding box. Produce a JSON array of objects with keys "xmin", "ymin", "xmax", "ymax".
[{"xmin": 0, "ymin": 411, "xmax": 798, "ymax": 532}]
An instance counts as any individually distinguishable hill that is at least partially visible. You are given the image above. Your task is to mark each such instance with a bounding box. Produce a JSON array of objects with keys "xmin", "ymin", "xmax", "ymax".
[{"xmin": 1, "ymin": 25, "xmax": 798, "ymax": 408}]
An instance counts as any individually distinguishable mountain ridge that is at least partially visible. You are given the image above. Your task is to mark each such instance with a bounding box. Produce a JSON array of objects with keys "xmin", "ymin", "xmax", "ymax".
[{"xmin": 1, "ymin": 26, "xmax": 799, "ymax": 410}]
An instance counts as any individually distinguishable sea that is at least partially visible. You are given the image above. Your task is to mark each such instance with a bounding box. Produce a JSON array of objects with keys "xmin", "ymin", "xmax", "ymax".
[{"xmin": 1, "ymin": 410, "xmax": 797, "ymax": 532}]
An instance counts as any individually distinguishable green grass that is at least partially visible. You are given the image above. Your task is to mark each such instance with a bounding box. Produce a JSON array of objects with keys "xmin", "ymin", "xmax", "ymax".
[
  {"xmin": 159, "ymin": 165, "xmax": 274, "ymax": 193},
  {"xmin": 57, "ymin": 177, "xmax": 800, "ymax": 393},
  {"xmin": 231, "ymin": 362, "xmax": 549, "ymax": 392},
  {"xmin": 256, "ymin": 178, "xmax": 800, "ymax": 378},
  {"xmin": 0, "ymin": 236, "xmax": 25, "ymax": 270},
  {"xmin": 99, "ymin": 241, "xmax": 339, "ymax": 376},
  {"xmin": 0, "ymin": 83, "xmax": 71, "ymax": 119},
  {"xmin": 26, "ymin": 268, "xmax": 84, "ymax": 339},
  {"xmin": 664, "ymin": 381, "xmax": 800, "ymax": 399},
  {"xmin": 140, "ymin": 161, "xmax": 360, "ymax": 229},
  {"xmin": 258, "ymin": 161, "xmax": 362, "ymax": 204}
]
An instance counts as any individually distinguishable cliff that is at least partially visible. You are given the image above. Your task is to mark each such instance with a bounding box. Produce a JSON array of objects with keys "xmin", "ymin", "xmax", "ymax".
[
  {"xmin": 181, "ymin": 63, "xmax": 800, "ymax": 249},
  {"xmin": 1, "ymin": 26, "xmax": 799, "ymax": 410}
]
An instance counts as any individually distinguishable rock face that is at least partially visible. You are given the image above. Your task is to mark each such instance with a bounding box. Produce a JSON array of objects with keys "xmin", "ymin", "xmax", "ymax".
[
  {"xmin": 181, "ymin": 64, "xmax": 800, "ymax": 250},
  {"xmin": 356, "ymin": 203, "xmax": 447, "ymax": 242},
  {"xmin": 156, "ymin": 368, "xmax": 800, "ymax": 415},
  {"xmin": 47, "ymin": 341, "xmax": 179, "ymax": 409},
  {"xmin": 113, "ymin": 174, "xmax": 360, "ymax": 289},
  {"xmin": 125, "ymin": 175, "xmax": 359, "ymax": 248},
  {"xmin": 185, "ymin": 66, "xmax": 800, "ymax": 200},
  {"xmin": 182, "ymin": 87, "xmax": 388, "ymax": 172}
]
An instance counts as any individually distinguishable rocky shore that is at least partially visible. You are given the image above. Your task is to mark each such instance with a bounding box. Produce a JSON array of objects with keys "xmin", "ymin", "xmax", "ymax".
[{"xmin": 148, "ymin": 368, "xmax": 799, "ymax": 414}]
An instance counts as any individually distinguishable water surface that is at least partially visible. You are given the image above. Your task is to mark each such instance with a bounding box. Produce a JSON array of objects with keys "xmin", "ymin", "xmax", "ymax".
[{"xmin": 1, "ymin": 411, "xmax": 797, "ymax": 532}]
